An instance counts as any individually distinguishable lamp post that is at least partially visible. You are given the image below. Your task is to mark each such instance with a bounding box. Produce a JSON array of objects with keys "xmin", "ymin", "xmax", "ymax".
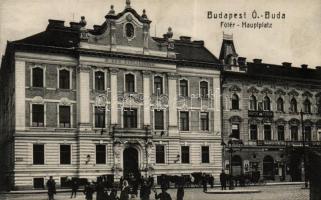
[{"xmin": 300, "ymin": 110, "xmax": 308, "ymax": 188}]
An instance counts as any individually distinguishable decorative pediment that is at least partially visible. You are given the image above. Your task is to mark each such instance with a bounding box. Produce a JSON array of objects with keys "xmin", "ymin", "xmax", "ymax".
[
  {"xmin": 247, "ymin": 86, "xmax": 259, "ymax": 94},
  {"xmin": 275, "ymin": 118, "xmax": 287, "ymax": 125},
  {"xmin": 275, "ymin": 89, "xmax": 286, "ymax": 95},
  {"xmin": 303, "ymin": 119, "xmax": 314, "ymax": 126},
  {"xmin": 288, "ymin": 118, "xmax": 300, "ymax": 125},
  {"xmin": 288, "ymin": 90, "xmax": 299, "ymax": 96},
  {"xmin": 302, "ymin": 91, "xmax": 312, "ymax": 97},
  {"xmin": 261, "ymin": 88, "xmax": 273, "ymax": 95},
  {"xmin": 118, "ymin": 93, "xmax": 144, "ymax": 105},
  {"xmin": 60, "ymin": 97, "xmax": 71, "ymax": 105},
  {"xmin": 229, "ymin": 85, "xmax": 241, "ymax": 92},
  {"xmin": 32, "ymin": 96, "xmax": 44, "ymax": 104},
  {"xmin": 229, "ymin": 116, "xmax": 242, "ymax": 123}
]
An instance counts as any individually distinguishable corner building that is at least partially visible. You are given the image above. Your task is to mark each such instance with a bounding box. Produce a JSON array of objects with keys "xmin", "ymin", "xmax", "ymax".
[
  {"xmin": 0, "ymin": 2, "xmax": 222, "ymax": 190},
  {"xmin": 220, "ymin": 35, "xmax": 321, "ymax": 182}
]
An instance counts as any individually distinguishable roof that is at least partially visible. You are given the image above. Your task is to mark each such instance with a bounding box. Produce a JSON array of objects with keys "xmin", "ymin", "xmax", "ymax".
[{"xmin": 224, "ymin": 62, "xmax": 321, "ymax": 82}]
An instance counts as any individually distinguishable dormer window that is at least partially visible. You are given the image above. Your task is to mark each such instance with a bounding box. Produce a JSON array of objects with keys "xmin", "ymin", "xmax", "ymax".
[{"xmin": 125, "ymin": 23, "xmax": 134, "ymax": 38}]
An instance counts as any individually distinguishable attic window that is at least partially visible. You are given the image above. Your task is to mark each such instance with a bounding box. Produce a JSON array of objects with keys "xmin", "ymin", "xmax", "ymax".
[{"xmin": 125, "ymin": 23, "xmax": 134, "ymax": 38}]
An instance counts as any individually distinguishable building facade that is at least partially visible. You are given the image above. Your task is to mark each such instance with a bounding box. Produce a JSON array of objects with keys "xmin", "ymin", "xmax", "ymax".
[
  {"xmin": 0, "ymin": 1, "xmax": 223, "ymax": 190},
  {"xmin": 220, "ymin": 35, "xmax": 321, "ymax": 182}
]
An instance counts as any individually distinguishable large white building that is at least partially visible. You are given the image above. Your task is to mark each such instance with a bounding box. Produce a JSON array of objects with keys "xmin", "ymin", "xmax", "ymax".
[{"xmin": 0, "ymin": 1, "xmax": 222, "ymax": 190}]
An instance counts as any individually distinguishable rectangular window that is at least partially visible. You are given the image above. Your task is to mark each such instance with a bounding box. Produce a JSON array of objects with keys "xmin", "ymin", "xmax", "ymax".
[
  {"xmin": 181, "ymin": 146, "xmax": 190, "ymax": 164},
  {"xmin": 180, "ymin": 80, "xmax": 188, "ymax": 97},
  {"xmin": 180, "ymin": 111, "xmax": 189, "ymax": 131},
  {"xmin": 201, "ymin": 146, "xmax": 209, "ymax": 163},
  {"xmin": 304, "ymin": 126, "xmax": 312, "ymax": 141},
  {"xmin": 154, "ymin": 76, "xmax": 163, "ymax": 95},
  {"xmin": 200, "ymin": 112, "xmax": 209, "ymax": 131},
  {"xmin": 33, "ymin": 178, "xmax": 44, "ymax": 189},
  {"xmin": 33, "ymin": 144, "xmax": 44, "ymax": 165},
  {"xmin": 277, "ymin": 126, "xmax": 285, "ymax": 141},
  {"xmin": 123, "ymin": 108, "xmax": 137, "ymax": 128},
  {"xmin": 32, "ymin": 67, "xmax": 43, "ymax": 87},
  {"xmin": 291, "ymin": 126, "xmax": 298, "ymax": 141},
  {"xmin": 95, "ymin": 106, "xmax": 105, "ymax": 128},
  {"xmin": 59, "ymin": 69, "xmax": 70, "ymax": 89},
  {"xmin": 250, "ymin": 124, "xmax": 258, "ymax": 140},
  {"xmin": 60, "ymin": 145, "xmax": 71, "ymax": 165},
  {"xmin": 264, "ymin": 125, "xmax": 272, "ymax": 141},
  {"xmin": 96, "ymin": 145, "xmax": 106, "ymax": 164},
  {"xmin": 156, "ymin": 145, "xmax": 165, "ymax": 164},
  {"xmin": 95, "ymin": 71, "xmax": 105, "ymax": 91},
  {"xmin": 154, "ymin": 110, "xmax": 164, "ymax": 130},
  {"xmin": 59, "ymin": 106, "xmax": 71, "ymax": 128},
  {"xmin": 231, "ymin": 124, "xmax": 240, "ymax": 139},
  {"xmin": 32, "ymin": 104, "xmax": 44, "ymax": 127}
]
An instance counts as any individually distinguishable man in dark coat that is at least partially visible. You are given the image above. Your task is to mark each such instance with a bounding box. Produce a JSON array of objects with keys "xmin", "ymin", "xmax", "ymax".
[
  {"xmin": 70, "ymin": 179, "xmax": 79, "ymax": 198},
  {"xmin": 155, "ymin": 186, "xmax": 172, "ymax": 200},
  {"xmin": 46, "ymin": 176, "xmax": 56, "ymax": 200},
  {"xmin": 140, "ymin": 180, "xmax": 151, "ymax": 200},
  {"xmin": 84, "ymin": 182, "xmax": 95, "ymax": 200},
  {"xmin": 96, "ymin": 178, "xmax": 105, "ymax": 200},
  {"xmin": 209, "ymin": 175, "xmax": 214, "ymax": 188},
  {"xmin": 176, "ymin": 184, "xmax": 184, "ymax": 200},
  {"xmin": 202, "ymin": 174, "xmax": 207, "ymax": 192},
  {"xmin": 220, "ymin": 170, "xmax": 227, "ymax": 190}
]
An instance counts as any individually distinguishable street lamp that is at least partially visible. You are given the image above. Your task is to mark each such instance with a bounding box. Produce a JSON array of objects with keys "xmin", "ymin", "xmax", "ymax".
[{"xmin": 300, "ymin": 110, "xmax": 308, "ymax": 188}]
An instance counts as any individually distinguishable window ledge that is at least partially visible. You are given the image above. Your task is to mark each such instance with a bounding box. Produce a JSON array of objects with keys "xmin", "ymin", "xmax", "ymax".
[{"xmin": 230, "ymin": 109, "xmax": 241, "ymax": 111}]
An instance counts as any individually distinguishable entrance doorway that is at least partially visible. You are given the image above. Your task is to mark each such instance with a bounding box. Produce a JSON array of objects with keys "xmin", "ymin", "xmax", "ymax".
[
  {"xmin": 263, "ymin": 156, "xmax": 275, "ymax": 180},
  {"xmin": 123, "ymin": 147, "xmax": 140, "ymax": 179},
  {"xmin": 231, "ymin": 155, "xmax": 242, "ymax": 176}
]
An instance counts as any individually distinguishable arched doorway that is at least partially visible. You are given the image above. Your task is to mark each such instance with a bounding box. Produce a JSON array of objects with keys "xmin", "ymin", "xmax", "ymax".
[
  {"xmin": 123, "ymin": 147, "xmax": 139, "ymax": 179},
  {"xmin": 231, "ymin": 155, "xmax": 242, "ymax": 176},
  {"xmin": 263, "ymin": 156, "xmax": 275, "ymax": 180}
]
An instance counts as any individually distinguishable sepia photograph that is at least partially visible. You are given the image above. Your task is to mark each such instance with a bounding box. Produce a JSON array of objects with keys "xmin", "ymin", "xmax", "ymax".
[{"xmin": 0, "ymin": 0, "xmax": 320, "ymax": 199}]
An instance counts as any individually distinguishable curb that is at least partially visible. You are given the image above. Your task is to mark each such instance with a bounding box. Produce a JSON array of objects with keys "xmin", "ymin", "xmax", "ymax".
[{"xmin": 207, "ymin": 189, "xmax": 261, "ymax": 194}]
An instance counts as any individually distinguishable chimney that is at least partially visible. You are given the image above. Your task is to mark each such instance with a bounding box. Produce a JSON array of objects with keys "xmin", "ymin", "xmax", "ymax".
[
  {"xmin": 179, "ymin": 36, "xmax": 191, "ymax": 42},
  {"xmin": 316, "ymin": 66, "xmax": 321, "ymax": 70},
  {"xmin": 192, "ymin": 40, "xmax": 204, "ymax": 45},
  {"xmin": 253, "ymin": 59, "xmax": 262, "ymax": 64},
  {"xmin": 48, "ymin": 19, "xmax": 65, "ymax": 29},
  {"xmin": 282, "ymin": 62, "xmax": 292, "ymax": 67},
  {"xmin": 301, "ymin": 64, "xmax": 308, "ymax": 69},
  {"xmin": 238, "ymin": 57, "xmax": 246, "ymax": 66}
]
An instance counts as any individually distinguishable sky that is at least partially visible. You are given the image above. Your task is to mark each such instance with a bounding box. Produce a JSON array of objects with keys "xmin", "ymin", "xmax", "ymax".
[{"xmin": 0, "ymin": 0, "xmax": 320, "ymax": 68}]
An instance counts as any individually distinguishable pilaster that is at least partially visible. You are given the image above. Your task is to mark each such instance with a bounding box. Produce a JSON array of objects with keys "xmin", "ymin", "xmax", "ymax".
[
  {"xmin": 77, "ymin": 65, "xmax": 91, "ymax": 130},
  {"xmin": 15, "ymin": 60, "xmax": 26, "ymax": 131},
  {"xmin": 110, "ymin": 68, "xmax": 119, "ymax": 125},
  {"xmin": 168, "ymin": 73, "xmax": 178, "ymax": 135},
  {"xmin": 142, "ymin": 71, "xmax": 151, "ymax": 126}
]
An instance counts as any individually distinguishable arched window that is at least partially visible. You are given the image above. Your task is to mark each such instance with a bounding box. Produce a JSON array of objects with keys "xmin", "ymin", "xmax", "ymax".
[
  {"xmin": 231, "ymin": 94, "xmax": 239, "ymax": 110},
  {"xmin": 303, "ymin": 99, "xmax": 311, "ymax": 114},
  {"xmin": 200, "ymin": 81, "xmax": 208, "ymax": 98},
  {"xmin": 277, "ymin": 97, "xmax": 284, "ymax": 112},
  {"xmin": 154, "ymin": 76, "xmax": 163, "ymax": 95},
  {"xmin": 125, "ymin": 74, "xmax": 135, "ymax": 93},
  {"xmin": 290, "ymin": 98, "xmax": 297, "ymax": 113},
  {"xmin": 95, "ymin": 71, "xmax": 105, "ymax": 91},
  {"xmin": 263, "ymin": 96, "xmax": 271, "ymax": 111},
  {"xmin": 180, "ymin": 79, "xmax": 188, "ymax": 97},
  {"xmin": 249, "ymin": 95, "xmax": 257, "ymax": 111},
  {"xmin": 125, "ymin": 23, "xmax": 134, "ymax": 38},
  {"xmin": 32, "ymin": 67, "xmax": 44, "ymax": 87}
]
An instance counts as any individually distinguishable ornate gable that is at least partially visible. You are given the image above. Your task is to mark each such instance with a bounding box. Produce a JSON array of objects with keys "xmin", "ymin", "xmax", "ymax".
[
  {"xmin": 288, "ymin": 90, "xmax": 299, "ymax": 96},
  {"xmin": 247, "ymin": 86, "xmax": 259, "ymax": 94},
  {"xmin": 261, "ymin": 88, "xmax": 273, "ymax": 95},
  {"xmin": 275, "ymin": 89, "xmax": 286, "ymax": 95}
]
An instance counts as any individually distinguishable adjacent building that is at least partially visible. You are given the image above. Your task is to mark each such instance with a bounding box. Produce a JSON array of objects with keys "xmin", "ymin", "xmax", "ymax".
[
  {"xmin": 0, "ymin": 1, "xmax": 223, "ymax": 190},
  {"xmin": 220, "ymin": 34, "xmax": 321, "ymax": 182}
]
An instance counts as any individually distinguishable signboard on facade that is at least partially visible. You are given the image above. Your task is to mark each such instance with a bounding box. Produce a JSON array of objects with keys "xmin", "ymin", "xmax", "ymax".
[{"xmin": 248, "ymin": 110, "xmax": 273, "ymax": 118}]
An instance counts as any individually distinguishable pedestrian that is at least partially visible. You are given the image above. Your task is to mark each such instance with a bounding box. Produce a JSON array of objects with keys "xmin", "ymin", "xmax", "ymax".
[
  {"xmin": 176, "ymin": 184, "xmax": 184, "ymax": 200},
  {"xmin": 154, "ymin": 186, "xmax": 172, "ymax": 200},
  {"xmin": 220, "ymin": 170, "xmax": 227, "ymax": 190},
  {"xmin": 110, "ymin": 188, "xmax": 119, "ymax": 200},
  {"xmin": 140, "ymin": 180, "xmax": 151, "ymax": 200},
  {"xmin": 202, "ymin": 174, "xmax": 207, "ymax": 192},
  {"xmin": 70, "ymin": 179, "xmax": 79, "ymax": 198},
  {"xmin": 209, "ymin": 175, "xmax": 214, "ymax": 188},
  {"xmin": 148, "ymin": 176, "xmax": 154, "ymax": 187},
  {"xmin": 46, "ymin": 176, "xmax": 56, "ymax": 200},
  {"xmin": 120, "ymin": 180, "xmax": 130, "ymax": 200},
  {"xmin": 96, "ymin": 178, "xmax": 105, "ymax": 200},
  {"xmin": 84, "ymin": 182, "xmax": 95, "ymax": 200}
]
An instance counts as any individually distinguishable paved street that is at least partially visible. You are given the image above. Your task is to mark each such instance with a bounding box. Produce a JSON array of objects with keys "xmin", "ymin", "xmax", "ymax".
[{"xmin": 0, "ymin": 185, "xmax": 308, "ymax": 200}]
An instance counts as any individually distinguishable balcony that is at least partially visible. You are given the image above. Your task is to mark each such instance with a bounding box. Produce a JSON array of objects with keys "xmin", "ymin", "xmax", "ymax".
[{"xmin": 248, "ymin": 110, "xmax": 273, "ymax": 118}]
